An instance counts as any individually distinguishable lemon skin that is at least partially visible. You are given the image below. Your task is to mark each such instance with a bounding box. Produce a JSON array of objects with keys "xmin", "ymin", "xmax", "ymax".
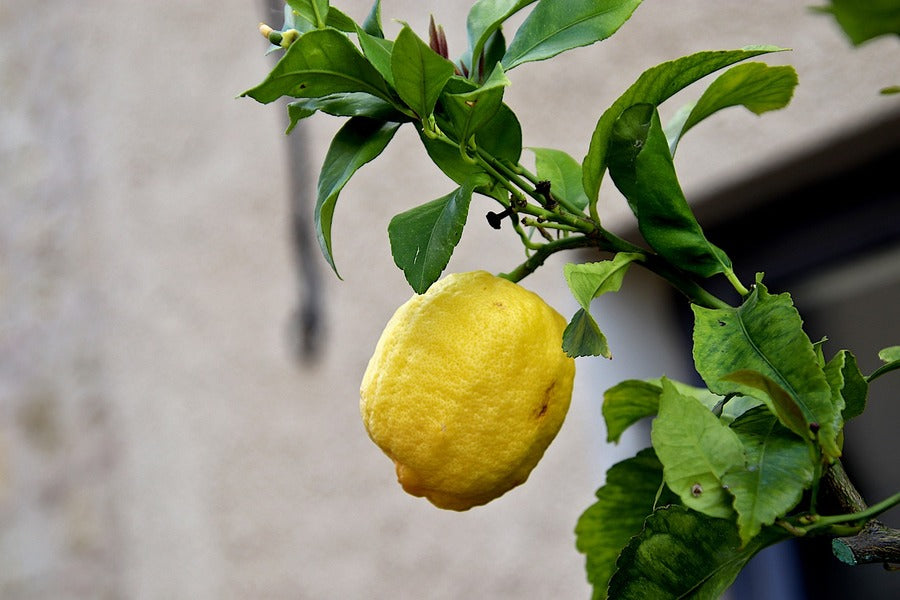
[{"xmin": 360, "ymin": 271, "xmax": 575, "ymax": 510}]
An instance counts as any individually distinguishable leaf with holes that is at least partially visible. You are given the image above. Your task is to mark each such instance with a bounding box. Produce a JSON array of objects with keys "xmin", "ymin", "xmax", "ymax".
[
  {"xmin": 691, "ymin": 276, "xmax": 838, "ymax": 458},
  {"xmin": 651, "ymin": 379, "xmax": 743, "ymax": 519}
]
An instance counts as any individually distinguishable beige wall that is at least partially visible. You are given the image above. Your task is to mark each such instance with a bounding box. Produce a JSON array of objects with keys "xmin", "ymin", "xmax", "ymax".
[{"xmin": 1, "ymin": 1, "xmax": 897, "ymax": 598}]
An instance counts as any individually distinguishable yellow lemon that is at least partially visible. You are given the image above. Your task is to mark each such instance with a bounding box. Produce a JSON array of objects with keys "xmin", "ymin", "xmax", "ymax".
[{"xmin": 360, "ymin": 271, "xmax": 576, "ymax": 511}]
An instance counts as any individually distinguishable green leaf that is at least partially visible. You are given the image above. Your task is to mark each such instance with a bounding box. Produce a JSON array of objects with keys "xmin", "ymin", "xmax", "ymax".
[
  {"xmin": 561, "ymin": 254, "xmax": 641, "ymax": 358},
  {"xmin": 868, "ymin": 345, "xmax": 900, "ymax": 382},
  {"xmin": 812, "ymin": 0, "xmax": 900, "ymax": 45},
  {"xmin": 602, "ymin": 378, "xmax": 747, "ymax": 444},
  {"xmin": 722, "ymin": 370, "xmax": 810, "ymax": 442},
  {"xmin": 465, "ymin": 0, "xmax": 537, "ymax": 76},
  {"xmin": 562, "ymin": 308, "xmax": 609, "ymax": 359},
  {"xmin": 582, "ymin": 46, "xmax": 787, "ymax": 202},
  {"xmin": 356, "ymin": 27, "xmax": 395, "ymax": 85},
  {"xmin": 651, "ymin": 379, "xmax": 744, "ymax": 519},
  {"xmin": 388, "ymin": 185, "xmax": 474, "ymax": 293},
  {"xmin": 879, "ymin": 345, "xmax": 900, "ymax": 362},
  {"xmin": 418, "ymin": 129, "xmax": 492, "ymax": 187},
  {"xmin": 608, "ymin": 505, "xmax": 789, "ymax": 600},
  {"xmin": 286, "ymin": 93, "xmax": 410, "ymax": 133},
  {"xmin": 315, "ymin": 118, "xmax": 401, "ymax": 276},
  {"xmin": 825, "ymin": 350, "xmax": 868, "ymax": 422},
  {"xmin": 602, "ymin": 380, "xmax": 661, "ymax": 443},
  {"xmin": 392, "ymin": 26, "xmax": 457, "ymax": 118},
  {"xmin": 691, "ymin": 276, "xmax": 839, "ymax": 458},
  {"xmin": 362, "ymin": 0, "xmax": 384, "ymax": 38},
  {"xmin": 722, "ymin": 407, "xmax": 816, "ymax": 545},
  {"xmin": 530, "ymin": 148, "xmax": 589, "ymax": 210},
  {"xmin": 286, "ymin": 0, "xmax": 329, "ymax": 29},
  {"xmin": 607, "ymin": 104, "xmax": 734, "ymax": 278},
  {"xmin": 286, "ymin": 0, "xmax": 356, "ymax": 32},
  {"xmin": 667, "ymin": 63, "xmax": 798, "ymax": 153},
  {"xmin": 441, "ymin": 64, "xmax": 510, "ymax": 143},
  {"xmin": 242, "ymin": 28, "xmax": 393, "ymax": 104},
  {"xmin": 475, "ymin": 101, "xmax": 523, "ymax": 163},
  {"xmin": 564, "ymin": 254, "xmax": 641, "ymax": 310},
  {"xmin": 481, "ymin": 29, "xmax": 507, "ymax": 81},
  {"xmin": 576, "ymin": 448, "xmax": 678, "ymax": 600},
  {"xmin": 502, "ymin": 0, "xmax": 643, "ymax": 69}
]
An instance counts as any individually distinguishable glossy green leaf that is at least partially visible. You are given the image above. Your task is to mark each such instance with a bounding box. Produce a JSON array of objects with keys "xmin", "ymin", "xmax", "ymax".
[
  {"xmin": 723, "ymin": 406, "xmax": 816, "ymax": 545},
  {"xmin": 531, "ymin": 148, "xmax": 589, "ymax": 210},
  {"xmin": 362, "ymin": 0, "xmax": 384, "ymax": 37},
  {"xmin": 356, "ymin": 27, "xmax": 395, "ymax": 85},
  {"xmin": 242, "ymin": 28, "xmax": 392, "ymax": 104},
  {"xmin": 691, "ymin": 276, "xmax": 839, "ymax": 458},
  {"xmin": 388, "ymin": 185, "xmax": 474, "ymax": 293},
  {"xmin": 464, "ymin": 0, "xmax": 536, "ymax": 75},
  {"xmin": 418, "ymin": 129, "xmax": 492, "ymax": 188},
  {"xmin": 286, "ymin": 93, "xmax": 410, "ymax": 133},
  {"xmin": 812, "ymin": 0, "xmax": 900, "ymax": 45},
  {"xmin": 475, "ymin": 102, "xmax": 523, "ymax": 163},
  {"xmin": 608, "ymin": 506, "xmax": 789, "ymax": 600},
  {"xmin": 602, "ymin": 380, "xmax": 661, "ymax": 443},
  {"xmin": 502, "ymin": 0, "xmax": 643, "ymax": 69},
  {"xmin": 582, "ymin": 46, "xmax": 786, "ymax": 202},
  {"xmin": 651, "ymin": 379, "xmax": 743, "ymax": 519},
  {"xmin": 481, "ymin": 29, "xmax": 507, "ymax": 81},
  {"xmin": 576, "ymin": 448, "xmax": 678, "ymax": 600},
  {"xmin": 667, "ymin": 62, "xmax": 798, "ymax": 153},
  {"xmin": 607, "ymin": 104, "xmax": 734, "ymax": 278},
  {"xmin": 441, "ymin": 64, "xmax": 510, "ymax": 143},
  {"xmin": 315, "ymin": 118, "xmax": 401, "ymax": 276},
  {"xmin": 825, "ymin": 350, "xmax": 868, "ymax": 422},
  {"xmin": 562, "ymin": 308, "xmax": 609, "ymax": 358},
  {"xmin": 392, "ymin": 26, "xmax": 457, "ymax": 118}
]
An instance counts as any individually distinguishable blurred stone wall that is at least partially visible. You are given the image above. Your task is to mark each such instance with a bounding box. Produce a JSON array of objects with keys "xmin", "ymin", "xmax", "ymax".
[{"xmin": 1, "ymin": 1, "xmax": 897, "ymax": 598}]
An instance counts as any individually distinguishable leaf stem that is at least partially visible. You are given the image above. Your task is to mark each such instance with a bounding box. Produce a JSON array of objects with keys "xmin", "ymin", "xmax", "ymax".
[
  {"xmin": 499, "ymin": 236, "xmax": 598, "ymax": 282},
  {"xmin": 866, "ymin": 360, "xmax": 900, "ymax": 383},
  {"xmin": 805, "ymin": 491, "xmax": 900, "ymax": 532}
]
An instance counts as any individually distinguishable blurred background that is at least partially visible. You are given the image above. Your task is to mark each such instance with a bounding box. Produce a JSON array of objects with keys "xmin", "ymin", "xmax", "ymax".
[{"xmin": 1, "ymin": 1, "xmax": 898, "ymax": 598}]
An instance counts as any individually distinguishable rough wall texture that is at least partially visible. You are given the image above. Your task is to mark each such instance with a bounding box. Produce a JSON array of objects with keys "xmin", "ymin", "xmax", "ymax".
[{"xmin": 1, "ymin": 1, "xmax": 897, "ymax": 598}]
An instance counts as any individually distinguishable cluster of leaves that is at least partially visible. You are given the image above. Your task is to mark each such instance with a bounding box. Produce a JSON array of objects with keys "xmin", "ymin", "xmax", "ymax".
[
  {"xmin": 578, "ymin": 300, "xmax": 900, "ymax": 598},
  {"xmin": 243, "ymin": 1, "xmax": 900, "ymax": 598}
]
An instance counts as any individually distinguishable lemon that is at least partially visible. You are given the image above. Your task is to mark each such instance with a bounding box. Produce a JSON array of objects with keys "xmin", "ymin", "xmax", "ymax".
[{"xmin": 360, "ymin": 271, "xmax": 576, "ymax": 511}]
